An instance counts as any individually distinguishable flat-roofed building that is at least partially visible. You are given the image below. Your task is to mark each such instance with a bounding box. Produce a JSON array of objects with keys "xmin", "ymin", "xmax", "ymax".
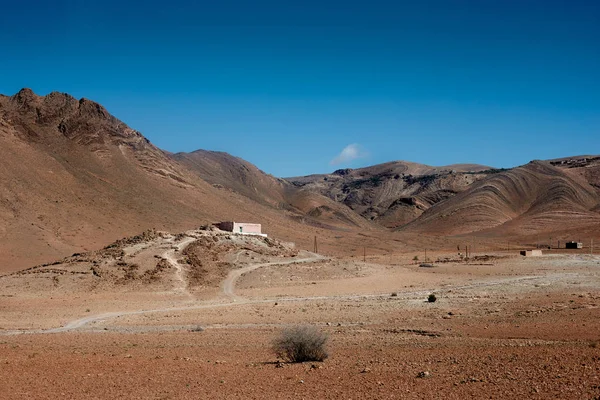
[
  {"xmin": 520, "ymin": 250, "xmax": 543, "ymax": 257},
  {"xmin": 216, "ymin": 222, "xmax": 266, "ymax": 237}
]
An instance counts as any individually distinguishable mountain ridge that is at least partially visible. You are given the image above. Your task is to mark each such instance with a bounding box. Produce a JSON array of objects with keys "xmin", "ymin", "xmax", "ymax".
[{"xmin": 1, "ymin": 88, "xmax": 599, "ymax": 271}]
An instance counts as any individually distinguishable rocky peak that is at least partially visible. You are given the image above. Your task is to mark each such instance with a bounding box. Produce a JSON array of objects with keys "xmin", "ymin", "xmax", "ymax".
[
  {"xmin": 77, "ymin": 97, "xmax": 114, "ymax": 121},
  {"xmin": 10, "ymin": 88, "xmax": 40, "ymax": 108}
]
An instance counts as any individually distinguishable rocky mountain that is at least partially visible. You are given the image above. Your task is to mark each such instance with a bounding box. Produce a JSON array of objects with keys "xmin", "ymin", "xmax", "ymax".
[
  {"xmin": 171, "ymin": 149, "xmax": 371, "ymax": 230},
  {"xmin": 400, "ymin": 159, "xmax": 600, "ymax": 236},
  {"xmin": 0, "ymin": 89, "xmax": 368, "ymax": 271},
  {"xmin": 286, "ymin": 161, "xmax": 496, "ymax": 228},
  {"xmin": 1, "ymin": 88, "xmax": 599, "ymax": 272}
]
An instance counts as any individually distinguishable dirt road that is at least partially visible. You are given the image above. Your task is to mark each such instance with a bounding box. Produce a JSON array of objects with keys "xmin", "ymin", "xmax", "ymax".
[
  {"xmin": 222, "ymin": 252, "xmax": 326, "ymax": 301},
  {"xmin": 5, "ymin": 247, "xmax": 325, "ymax": 335},
  {"xmin": 163, "ymin": 236, "xmax": 197, "ymax": 297}
]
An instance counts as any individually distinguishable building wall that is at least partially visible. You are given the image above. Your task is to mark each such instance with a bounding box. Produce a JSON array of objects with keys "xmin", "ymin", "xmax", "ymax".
[
  {"xmin": 520, "ymin": 250, "xmax": 542, "ymax": 257},
  {"xmin": 216, "ymin": 221, "xmax": 262, "ymax": 235},
  {"xmin": 565, "ymin": 242, "xmax": 583, "ymax": 249},
  {"xmin": 233, "ymin": 222, "xmax": 262, "ymax": 234}
]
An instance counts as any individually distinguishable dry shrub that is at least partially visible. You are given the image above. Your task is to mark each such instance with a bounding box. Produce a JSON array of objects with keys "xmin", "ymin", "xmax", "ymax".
[{"xmin": 273, "ymin": 326, "xmax": 328, "ymax": 363}]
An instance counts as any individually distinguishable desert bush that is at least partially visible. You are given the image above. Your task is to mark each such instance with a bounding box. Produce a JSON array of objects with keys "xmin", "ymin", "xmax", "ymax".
[
  {"xmin": 273, "ymin": 326, "xmax": 328, "ymax": 363},
  {"xmin": 189, "ymin": 325, "xmax": 204, "ymax": 332},
  {"xmin": 428, "ymin": 293, "xmax": 437, "ymax": 303}
]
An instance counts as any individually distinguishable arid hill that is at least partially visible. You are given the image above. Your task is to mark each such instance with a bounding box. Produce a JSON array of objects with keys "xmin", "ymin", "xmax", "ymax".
[
  {"xmin": 1, "ymin": 88, "xmax": 599, "ymax": 272},
  {"xmin": 286, "ymin": 161, "xmax": 495, "ymax": 228},
  {"xmin": 0, "ymin": 89, "xmax": 370, "ymax": 272},
  {"xmin": 171, "ymin": 149, "xmax": 370, "ymax": 230},
  {"xmin": 171, "ymin": 150, "xmax": 290, "ymax": 208},
  {"xmin": 400, "ymin": 159, "xmax": 600, "ymax": 237}
]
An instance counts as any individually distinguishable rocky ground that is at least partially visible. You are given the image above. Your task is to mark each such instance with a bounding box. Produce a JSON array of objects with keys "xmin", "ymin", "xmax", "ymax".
[{"xmin": 1, "ymin": 230, "xmax": 599, "ymax": 399}]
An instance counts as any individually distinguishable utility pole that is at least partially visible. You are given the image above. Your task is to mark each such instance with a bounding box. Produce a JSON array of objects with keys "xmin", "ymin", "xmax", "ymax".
[
  {"xmin": 363, "ymin": 246, "xmax": 366, "ymax": 263},
  {"xmin": 424, "ymin": 248, "xmax": 427, "ymax": 262},
  {"xmin": 591, "ymin": 238, "xmax": 594, "ymax": 255},
  {"xmin": 314, "ymin": 235, "xmax": 318, "ymax": 253}
]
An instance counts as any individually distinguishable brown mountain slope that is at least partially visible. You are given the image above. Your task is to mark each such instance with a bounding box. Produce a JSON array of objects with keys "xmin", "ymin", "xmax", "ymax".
[
  {"xmin": 171, "ymin": 150, "xmax": 290, "ymax": 207},
  {"xmin": 2, "ymin": 88, "xmax": 599, "ymax": 272},
  {"xmin": 401, "ymin": 160, "xmax": 600, "ymax": 236},
  {"xmin": 171, "ymin": 149, "xmax": 372, "ymax": 230},
  {"xmin": 1, "ymin": 89, "xmax": 373, "ymax": 272},
  {"xmin": 286, "ymin": 161, "xmax": 494, "ymax": 228},
  {"xmin": 550, "ymin": 155, "xmax": 600, "ymax": 195}
]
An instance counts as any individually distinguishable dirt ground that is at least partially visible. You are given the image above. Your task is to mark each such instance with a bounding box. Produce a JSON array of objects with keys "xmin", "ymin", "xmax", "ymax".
[{"xmin": 1, "ymin": 234, "xmax": 599, "ymax": 399}]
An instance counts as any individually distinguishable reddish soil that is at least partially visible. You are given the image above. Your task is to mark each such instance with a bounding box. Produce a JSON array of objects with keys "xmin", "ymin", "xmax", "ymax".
[{"xmin": 1, "ymin": 232, "xmax": 599, "ymax": 399}]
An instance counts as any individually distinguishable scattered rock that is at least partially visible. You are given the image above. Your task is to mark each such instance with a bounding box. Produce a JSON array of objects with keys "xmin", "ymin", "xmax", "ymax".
[{"xmin": 417, "ymin": 371, "xmax": 430, "ymax": 378}]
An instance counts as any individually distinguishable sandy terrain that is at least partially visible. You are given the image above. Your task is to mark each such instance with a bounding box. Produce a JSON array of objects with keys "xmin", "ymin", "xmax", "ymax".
[{"xmin": 1, "ymin": 229, "xmax": 599, "ymax": 399}]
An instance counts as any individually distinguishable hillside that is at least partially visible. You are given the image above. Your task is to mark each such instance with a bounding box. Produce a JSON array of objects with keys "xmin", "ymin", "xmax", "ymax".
[
  {"xmin": 171, "ymin": 149, "xmax": 372, "ymax": 230},
  {"xmin": 2, "ymin": 88, "xmax": 599, "ymax": 273},
  {"xmin": 0, "ymin": 89, "xmax": 365, "ymax": 272},
  {"xmin": 286, "ymin": 161, "xmax": 494, "ymax": 228},
  {"xmin": 401, "ymin": 160, "xmax": 600, "ymax": 236},
  {"xmin": 171, "ymin": 150, "xmax": 290, "ymax": 207}
]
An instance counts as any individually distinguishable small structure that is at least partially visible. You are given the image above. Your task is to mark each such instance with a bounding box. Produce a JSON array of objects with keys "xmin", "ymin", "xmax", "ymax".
[
  {"xmin": 520, "ymin": 250, "xmax": 542, "ymax": 257},
  {"xmin": 565, "ymin": 241, "xmax": 583, "ymax": 249},
  {"xmin": 216, "ymin": 221, "xmax": 266, "ymax": 237}
]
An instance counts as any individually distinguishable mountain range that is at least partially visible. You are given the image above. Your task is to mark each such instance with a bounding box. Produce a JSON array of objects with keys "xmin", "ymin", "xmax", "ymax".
[{"xmin": 1, "ymin": 88, "xmax": 599, "ymax": 271}]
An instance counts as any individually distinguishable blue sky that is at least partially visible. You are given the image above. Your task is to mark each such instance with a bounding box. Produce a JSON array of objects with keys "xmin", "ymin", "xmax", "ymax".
[{"xmin": 1, "ymin": 0, "xmax": 598, "ymax": 177}]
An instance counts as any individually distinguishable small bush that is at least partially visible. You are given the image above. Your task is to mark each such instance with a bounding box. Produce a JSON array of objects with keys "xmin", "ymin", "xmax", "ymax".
[
  {"xmin": 189, "ymin": 325, "xmax": 204, "ymax": 333},
  {"xmin": 413, "ymin": 255, "xmax": 419, "ymax": 261},
  {"xmin": 428, "ymin": 293, "xmax": 437, "ymax": 303},
  {"xmin": 273, "ymin": 326, "xmax": 328, "ymax": 363}
]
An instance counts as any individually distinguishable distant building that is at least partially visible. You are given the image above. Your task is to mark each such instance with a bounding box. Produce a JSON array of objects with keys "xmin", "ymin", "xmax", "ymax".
[
  {"xmin": 216, "ymin": 222, "xmax": 266, "ymax": 237},
  {"xmin": 565, "ymin": 241, "xmax": 583, "ymax": 249},
  {"xmin": 520, "ymin": 250, "xmax": 543, "ymax": 257}
]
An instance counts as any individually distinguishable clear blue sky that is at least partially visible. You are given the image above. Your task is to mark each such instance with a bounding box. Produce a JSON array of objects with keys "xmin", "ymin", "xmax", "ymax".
[{"xmin": 1, "ymin": 0, "xmax": 598, "ymax": 177}]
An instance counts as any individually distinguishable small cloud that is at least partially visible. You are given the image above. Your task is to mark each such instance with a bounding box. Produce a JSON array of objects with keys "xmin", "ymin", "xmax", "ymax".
[{"xmin": 330, "ymin": 143, "xmax": 367, "ymax": 165}]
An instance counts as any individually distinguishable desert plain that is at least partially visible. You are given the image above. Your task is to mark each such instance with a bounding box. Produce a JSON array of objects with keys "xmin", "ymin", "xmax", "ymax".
[
  {"xmin": 1, "ymin": 228, "xmax": 599, "ymax": 399},
  {"xmin": 1, "ymin": 89, "xmax": 600, "ymax": 398}
]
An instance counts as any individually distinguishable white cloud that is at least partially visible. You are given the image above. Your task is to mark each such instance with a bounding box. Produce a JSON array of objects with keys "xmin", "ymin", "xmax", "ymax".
[{"xmin": 330, "ymin": 143, "xmax": 367, "ymax": 165}]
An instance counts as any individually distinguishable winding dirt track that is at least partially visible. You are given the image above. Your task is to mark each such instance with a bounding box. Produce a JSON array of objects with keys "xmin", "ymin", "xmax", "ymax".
[
  {"xmin": 3, "ymin": 234, "xmax": 588, "ymax": 336},
  {"xmin": 8, "ymin": 238, "xmax": 325, "ymax": 335},
  {"xmin": 164, "ymin": 236, "xmax": 197, "ymax": 297},
  {"xmin": 35, "ymin": 272, "xmax": 577, "ymax": 335},
  {"xmin": 222, "ymin": 253, "xmax": 327, "ymax": 301}
]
